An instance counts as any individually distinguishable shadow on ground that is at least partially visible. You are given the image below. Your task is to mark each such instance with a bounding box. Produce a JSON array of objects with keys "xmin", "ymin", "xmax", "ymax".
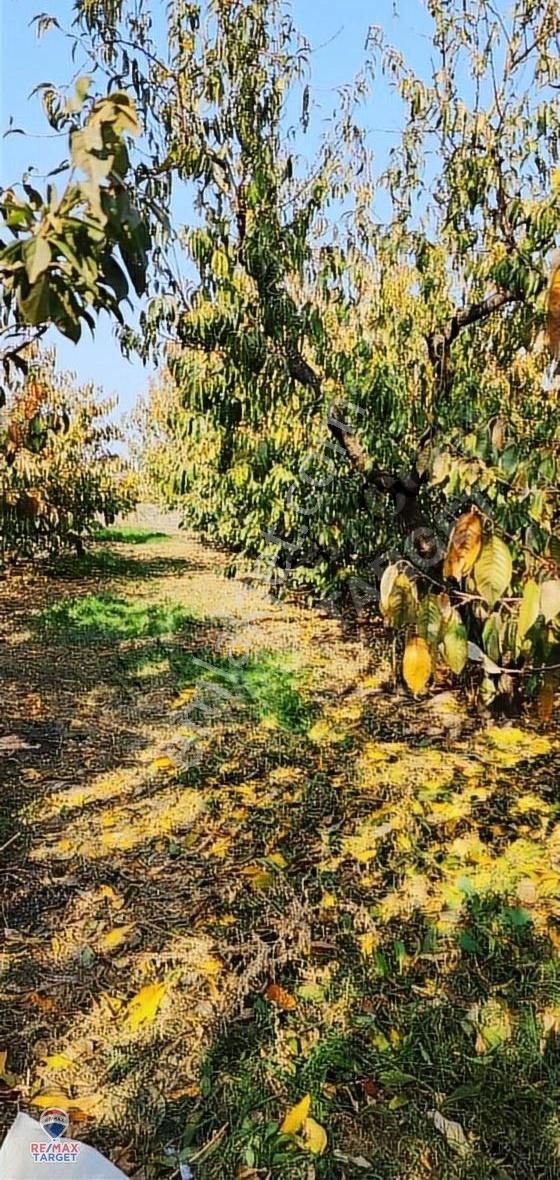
[{"xmin": 2, "ymin": 527, "xmax": 560, "ymax": 1179}]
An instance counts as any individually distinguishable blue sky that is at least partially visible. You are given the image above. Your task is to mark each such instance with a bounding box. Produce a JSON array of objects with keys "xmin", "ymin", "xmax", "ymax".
[{"xmin": 0, "ymin": 0, "xmax": 432, "ymax": 412}]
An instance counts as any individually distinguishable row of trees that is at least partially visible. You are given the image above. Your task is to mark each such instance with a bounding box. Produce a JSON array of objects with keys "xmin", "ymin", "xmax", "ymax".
[
  {"xmin": 3, "ymin": 0, "xmax": 560, "ymax": 702},
  {"xmin": 0, "ymin": 351, "xmax": 137, "ymax": 559}
]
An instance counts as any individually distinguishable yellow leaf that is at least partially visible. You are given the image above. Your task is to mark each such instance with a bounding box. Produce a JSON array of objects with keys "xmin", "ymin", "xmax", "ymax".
[
  {"xmin": 280, "ymin": 1094, "xmax": 311, "ymax": 1135},
  {"xmin": 546, "ymin": 254, "xmax": 560, "ymax": 358},
  {"xmin": 101, "ymin": 924, "xmax": 135, "ymax": 951},
  {"xmin": 260, "ymin": 716, "xmax": 279, "ymax": 731},
  {"xmin": 540, "ymin": 580, "xmax": 560, "ymax": 623},
  {"xmin": 43, "ymin": 1054, "xmax": 74, "ymax": 1070},
  {"xmin": 172, "ymin": 687, "xmax": 196, "ymax": 709},
  {"xmin": 126, "ymin": 980, "xmax": 168, "ymax": 1030},
  {"xmin": 198, "ymin": 956, "xmax": 222, "ymax": 977},
  {"xmin": 99, "ymin": 885, "xmax": 123, "ymax": 905},
  {"xmin": 208, "ymin": 837, "xmax": 231, "ymax": 858},
  {"xmin": 301, "ymin": 1117, "xmax": 327, "ymax": 1155},
  {"xmin": 474, "ymin": 536, "xmax": 512, "ymax": 607},
  {"xmin": 308, "ymin": 720, "xmax": 332, "ymax": 744},
  {"xmin": 267, "ymin": 852, "xmax": 287, "ymax": 869},
  {"xmin": 240, "ymin": 864, "xmax": 273, "ymax": 890},
  {"xmin": 150, "ymin": 755, "xmax": 176, "ymax": 773},
  {"xmin": 0, "ymin": 1049, "xmax": 16, "ymax": 1089},
  {"xmin": 403, "ymin": 637, "xmax": 432, "ymax": 695},
  {"xmin": 31, "ymin": 1092, "xmax": 101, "ymax": 1114},
  {"xmin": 320, "ymin": 892, "xmax": 336, "ymax": 910},
  {"xmin": 359, "ymin": 932, "xmax": 377, "ymax": 957},
  {"xmin": 443, "ymin": 509, "xmax": 482, "ymax": 579}
]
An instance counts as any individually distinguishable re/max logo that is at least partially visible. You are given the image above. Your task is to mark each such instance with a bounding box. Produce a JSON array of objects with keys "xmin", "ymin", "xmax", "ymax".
[{"xmin": 30, "ymin": 1141, "xmax": 80, "ymax": 1163}]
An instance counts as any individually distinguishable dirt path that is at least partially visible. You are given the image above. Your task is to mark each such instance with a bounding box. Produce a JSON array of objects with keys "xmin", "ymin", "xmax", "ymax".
[{"xmin": 2, "ymin": 520, "xmax": 560, "ymax": 1179}]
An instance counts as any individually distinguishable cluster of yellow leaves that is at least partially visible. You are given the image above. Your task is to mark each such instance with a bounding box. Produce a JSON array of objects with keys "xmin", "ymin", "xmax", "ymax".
[{"xmin": 280, "ymin": 1094, "xmax": 327, "ymax": 1155}]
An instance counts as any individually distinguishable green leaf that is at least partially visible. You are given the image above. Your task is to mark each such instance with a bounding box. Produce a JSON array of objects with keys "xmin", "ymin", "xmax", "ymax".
[
  {"xmin": 417, "ymin": 595, "xmax": 443, "ymax": 648},
  {"xmin": 474, "ymin": 536, "xmax": 512, "ymax": 607},
  {"xmin": 101, "ymin": 255, "xmax": 129, "ymax": 301},
  {"xmin": 442, "ymin": 622, "xmax": 468, "ymax": 675},
  {"xmin": 23, "ymin": 236, "xmax": 51, "ymax": 284},
  {"xmin": 19, "ymin": 274, "xmax": 51, "ymax": 324},
  {"xmin": 517, "ymin": 579, "xmax": 540, "ymax": 644}
]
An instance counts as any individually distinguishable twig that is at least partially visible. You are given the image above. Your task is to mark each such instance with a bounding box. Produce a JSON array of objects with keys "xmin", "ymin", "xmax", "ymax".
[
  {"xmin": 0, "ymin": 831, "xmax": 21, "ymax": 856},
  {"xmin": 188, "ymin": 1123, "xmax": 228, "ymax": 1163}
]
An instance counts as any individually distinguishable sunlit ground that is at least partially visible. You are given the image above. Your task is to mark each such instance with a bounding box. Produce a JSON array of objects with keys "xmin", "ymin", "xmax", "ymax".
[{"xmin": 1, "ymin": 521, "xmax": 560, "ymax": 1179}]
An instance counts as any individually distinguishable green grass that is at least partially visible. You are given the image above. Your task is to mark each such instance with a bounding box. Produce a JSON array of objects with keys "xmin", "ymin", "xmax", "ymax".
[
  {"xmin": 92, "ymin": 525, "xmax": 171, "ymax": 544},
  {"xmin": 36, "ymin": 591, "xmax": 197, "ymax": 643},
  {"xmin": 169, "ymin": 647, "xmax": 315, "ymax": 732}
]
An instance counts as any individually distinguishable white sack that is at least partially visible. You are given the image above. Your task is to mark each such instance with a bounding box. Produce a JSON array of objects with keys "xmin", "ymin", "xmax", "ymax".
[{"xmin": 0, "ymin": 1112, "xmax": 127, "ymax": 1180}]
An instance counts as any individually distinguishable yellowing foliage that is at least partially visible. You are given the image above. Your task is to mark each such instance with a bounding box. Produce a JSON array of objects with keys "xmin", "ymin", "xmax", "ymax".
[
  {"xmin": 280, "ymin": 1094, "xmax": 311, "ymax": 1134},
  {"xmin": 403, "ymin": 637, "xmax": 432, "ymax": 695},
  {"xmin": 126, "ymin": 980, "xmax": 169, "ymax": 1030},
  {"xmin": 443, "ymin": 509, "xmax": 482, "ymax": 579},
  {"xmin": 546, "ymin": 255, "xmax": 560, "ymax": 358}
]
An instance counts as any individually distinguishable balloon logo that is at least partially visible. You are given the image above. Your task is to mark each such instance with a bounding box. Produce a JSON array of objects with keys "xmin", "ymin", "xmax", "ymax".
[{"xmin": 40, "ymin": 1107, "xmax": 69, "ymax": 1139}]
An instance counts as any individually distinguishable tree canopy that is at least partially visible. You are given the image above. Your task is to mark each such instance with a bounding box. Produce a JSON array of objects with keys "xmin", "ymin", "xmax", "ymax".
[{"xmin": 3, "ymin": 0, "xmax": 560, "ymax": 701}]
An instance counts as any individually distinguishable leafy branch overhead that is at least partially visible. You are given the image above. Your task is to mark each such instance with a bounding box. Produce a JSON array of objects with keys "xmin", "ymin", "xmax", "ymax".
[
  {"xmin": 0, "ymin": 78, "xmax": 150, "ymax": 372},
  {"xmin": 6, "ymin": 0, "xmax": 560, "ymax": 712}
]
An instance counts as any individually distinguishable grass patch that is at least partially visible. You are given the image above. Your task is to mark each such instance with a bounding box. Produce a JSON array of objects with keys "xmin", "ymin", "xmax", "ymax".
[
  {"xmin": 92, "ymin": 526, "xmax": 171, "ymax": 544},
  {"xmin": 169, "ymin": 647, "xmax": 315, "ymax": 732},
  {"xmin": 36, "ymin": 591, "xmax": 197, "ymax": 643}
]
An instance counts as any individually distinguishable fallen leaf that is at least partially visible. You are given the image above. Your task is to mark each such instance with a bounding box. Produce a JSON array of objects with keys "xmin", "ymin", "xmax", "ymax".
[
  {"xmin": 0, "ymin": 1049, "xmax": 17, "ymax": 1088},
  {"xmin": 0, "ymin": 734, "xmax": 39, "ymax": 753},
  {"xmin": 198, "ymin": 956, "xmax": 222, "ymax": 977},
  {"xmin": 99, "ymin": 885, "xmax": 124, "ymax": 906},
  {"xmin": 301, "ymin": 1116, "xmax": 327, "ymax": 1155},
  {"xmin": 126, "ymin": 980, "xmax": 168, "ymax": 1030},
  {"xmin": 359, "ymin": 932, "xmax": 377, "ymax": 957},
  {"xmin": 168, "ymin": 1083, "xmax": 200, "ymax": 1100},
  {"xmin": 31, "ymin": 1092, "xmax": 101, "ymax": 1115},
  {"xmin": 101, "ymin": 925, "xmax": 135, "ymax": 951},
  {"xmin": 362, "ymin": 1079, "xmax": 382, "ymax": 1099},
  {"xmin": 280, "ymin": 1094, "xmax": 311, "ymax": 1135},
  {"xmin": 266, "ymin": 983, "xmax": 297, "ymax": 1011},
  {"xmin": 26, "ymin": 992, "xmax": 59, "ymax": 1014},
  {"xmin": 429, "ymin": 1109, "xmax": 468, "ymax": 1154},
  {"xmin": 43, "ymin": 1054, "xmax": 74, "ymax": 1070},
  {"xmin": 149, "ymin": 755, "xmax": 176, "ymax": 773}
]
